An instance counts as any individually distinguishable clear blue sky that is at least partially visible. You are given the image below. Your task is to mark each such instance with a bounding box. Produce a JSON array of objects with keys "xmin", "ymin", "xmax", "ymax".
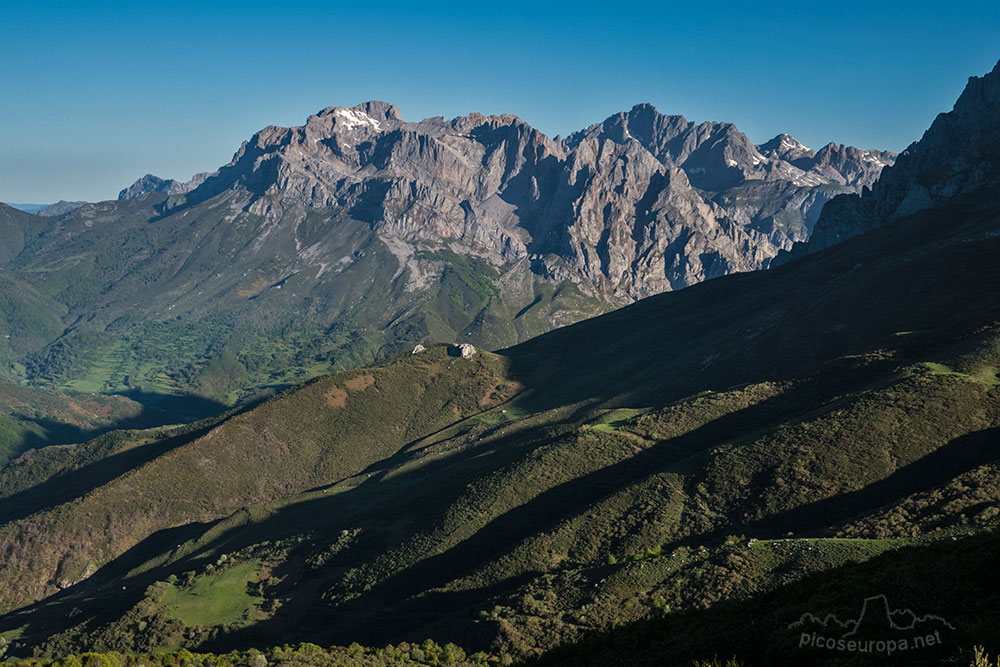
[{"xmin": 2, "ymin": 1, "xmax": 998, "ymax": 203}]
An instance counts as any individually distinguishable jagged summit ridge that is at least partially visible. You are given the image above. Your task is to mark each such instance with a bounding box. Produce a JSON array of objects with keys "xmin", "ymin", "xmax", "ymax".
[
  {"xmin": 125, "ymin": 99, "xmax": 893, "ymax": 299},
  {"xmin": 317, "ymin": 99, "xmax": 404, "ymax": 123}
]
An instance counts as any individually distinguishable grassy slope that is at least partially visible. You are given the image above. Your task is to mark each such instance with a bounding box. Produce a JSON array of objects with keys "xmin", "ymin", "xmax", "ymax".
[
  {"xmin": 0, "ymin": 346, "xmax": 518, "ymax": 613},
  {"xmin": 0, "ymin": 382, "xmax": 154, "ymax": 465},
  {"xmin": 0, "ymin": 192, "xmax": 998, "ymax": 664},
  {"xmin": 0, "ymin": 204, "xmax": 40, "ymax": 266},
  {"xmin": 0, "ymin": 197, "xmax": 610, "ymax": 405},
  {"xmin": 160, "ymin": 561, "xmax": 263, "ymax": 627},
  {"xmin": 0, "ymin": 378, "xmax": 232, "ymax": 470},
  {"xmin": 0, "ymin": 205, "xmax": 65, "ymax": 367}
]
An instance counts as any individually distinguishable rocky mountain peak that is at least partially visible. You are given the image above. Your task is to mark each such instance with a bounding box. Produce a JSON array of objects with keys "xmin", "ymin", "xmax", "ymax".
[
  {"xmin": 353, "ymin": 100, "xmax": 404, "ymax": 122},
  {"xmin": 118, "ymin": 173, "xmax": 171, "ymax": 200},
  {"xmin": 117, "ymin": 171, "xmax": 214, "ymax": 200},
  {"xmin": 807, "ymin": 58, "xmax": 1000, "ymax": 252},
  {"xmin": 566, "ymin": 103, "xmax": 690, "ymax": 150},
  {"xmin": 758, "ymin": 133, "xmax": 814, "ymax": 160},
  {"xmin": 315, "ymin": 100, "xmax": 402, "ymax": 124},
  {"xmin": 449, "ymin": 111, "xmax": 536, "ymax": 135}
]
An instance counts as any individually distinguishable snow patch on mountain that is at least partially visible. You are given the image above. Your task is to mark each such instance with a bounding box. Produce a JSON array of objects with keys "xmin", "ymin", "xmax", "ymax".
[{"xmin": 334, "ymin": 108, "xmax": 382, "ymax": 131}]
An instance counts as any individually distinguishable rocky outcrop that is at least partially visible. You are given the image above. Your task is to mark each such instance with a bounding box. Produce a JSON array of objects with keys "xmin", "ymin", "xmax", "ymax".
[
  {"xmin": 450, "ymin": 343, "xmax": 476, "ymax": 358},
  {"xmin": 162, "ymin": 101, "xmax": 893, "ymax": 299},
  {"xmin": 806, "ymin": 59, "xmax": 1000, "ymax": 253}
]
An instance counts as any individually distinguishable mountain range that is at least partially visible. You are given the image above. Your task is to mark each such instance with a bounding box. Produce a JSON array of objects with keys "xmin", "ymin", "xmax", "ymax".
[
  {"xmin": 0, "ymin": 60, "xmax": 998, "ymax": 667},
  {"xmin": 0, "ymin": 104, "xmax": 891, "ymax": 412},
  {"xmin": 118, "ymin": 100, "xmax": 892, "ymax": 299}
]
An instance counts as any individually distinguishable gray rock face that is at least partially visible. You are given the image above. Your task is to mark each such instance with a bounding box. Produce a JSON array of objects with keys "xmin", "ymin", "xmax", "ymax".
[
  {"xmin": 118, "ymin": 171, "xmax": 215, "ymax": 200},
  {"xmin": 154, "ymin": 101, "xmax": 893, "ymax": 298},
  {"xmin": 807, "ymin": 59, "xmax": 1000, "ymax": 252}
]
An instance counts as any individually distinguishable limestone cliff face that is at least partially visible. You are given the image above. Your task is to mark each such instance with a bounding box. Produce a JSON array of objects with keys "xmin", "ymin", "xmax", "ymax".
[
  {"xmin": 808, "ymin": 59, "xmax": 1000, "ymax": 252},
  {"xmin": 129, "ymin": 100, "xmax": 893, "ymax": 299}
]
